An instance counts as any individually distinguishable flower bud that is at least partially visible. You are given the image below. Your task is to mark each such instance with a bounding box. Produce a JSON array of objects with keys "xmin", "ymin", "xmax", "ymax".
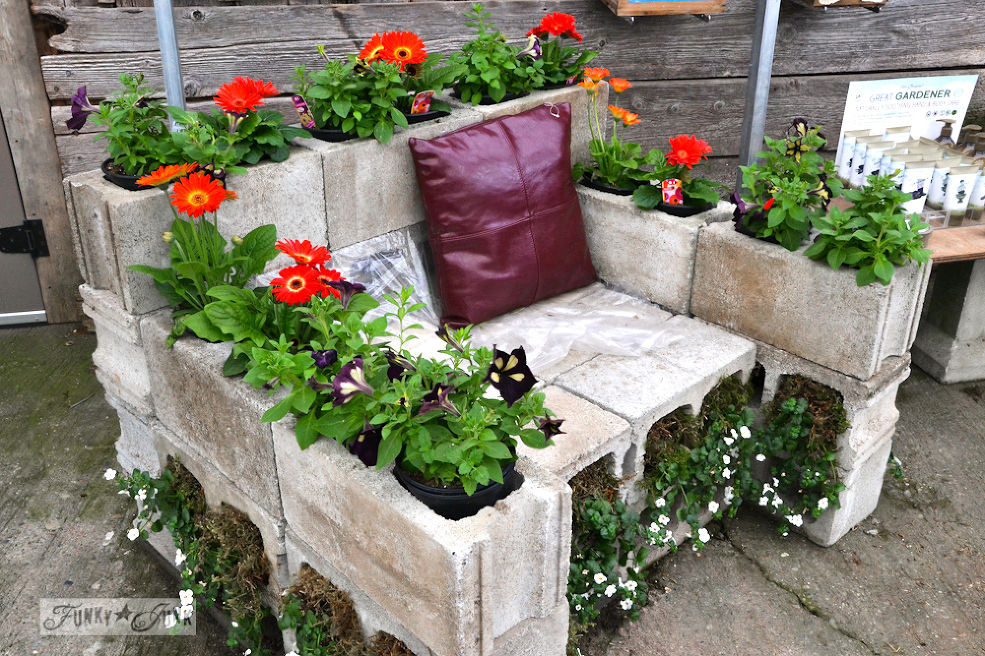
[
  {"xmin": 162, "ymin": 231, "xmax": 173, "ymax": 243},
  {"xmin": 232, "ymin": 235, "xmax": 243, "ymax": 245}
]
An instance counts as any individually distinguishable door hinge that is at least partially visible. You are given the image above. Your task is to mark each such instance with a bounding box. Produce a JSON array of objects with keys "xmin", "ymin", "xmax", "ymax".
[{"xmin": 0, "ymin": 220, "xmax": 49, "ymax": 257}]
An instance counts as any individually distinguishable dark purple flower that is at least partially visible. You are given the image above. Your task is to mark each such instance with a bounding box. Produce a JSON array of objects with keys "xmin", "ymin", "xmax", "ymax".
[
  {"xmin": 332, "ymin": 357, "xmax": 374, "ymax": 406},
  {"xmin": 311, "ymin": 349, "xmax": 338, "ymax": 369},
  {"xmin": 385, "ymin": 350, "xmax": 415, "ymax": 381},
  {"xmin": 435, "ymin": 323, "xmax": 464, "ymax": 353},
  {"xmin": 730, "ymin": 191, "xmax": 750, "ymax": 220},
  {"xmin": 485, "ymin": 346, "xmax": 536, "ymax": 407},
  {"xmin": 327, "ymin": 280, "xmax": 367, "ymax": 310},
  {"xmin": 518, "ymin": 35, "xmax": 542, "ymax": 60},
  {"xmin": 537, "ymin": 416, "xmax": 565, "ymax": 440},
  {"xmin": 348, "ymin": 422, "xmax": 382, "ymax": 467},
  {"xmin": 134, "ymin": 96, "xmax": 150, "ymax": 109},
  {"xmin": 418, "ymin": 383, "xmax": 461, "ymax": 417},
  {"xmin": 66, "ymin": 85, "xmax": 97, "ymax": 132}
]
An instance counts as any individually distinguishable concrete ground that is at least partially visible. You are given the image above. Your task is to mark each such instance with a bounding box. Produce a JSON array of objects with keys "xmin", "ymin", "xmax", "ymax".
[{"xmin": 1, "ymin": 323, "xmax": 984, "ymax": 656}]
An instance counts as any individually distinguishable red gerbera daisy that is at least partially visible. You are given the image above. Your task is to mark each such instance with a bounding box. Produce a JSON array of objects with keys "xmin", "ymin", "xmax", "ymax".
[
  {"xmin": 213, "ymin": 76, "xmax": 278, "ymax": 114},
  {"xmin": 609, "ymin": 78, "xmax": 632, "ymax": 93},
  {"xmin": 312, "ymin": 266, "xmax": 343, "ymax": 298},
  {"xmin": 527, "ymin": 12, "xmax": 583, "ymax": 42},
  {"xmin": 583, "ymin": 67, "xmax": 610, "ymax": 82},
  {"xmin": 169, "ymin": 172, "xmax": 234, "ymax": 218},
  {"xmin": 380, "ymin": 31, "xmax": 427, "ymax": 70},
  {"xmin": 271, "ymin": 265, "xmax": 322, "ymax": 305},
  {"xmin": 136, "ymin": 163, "xmax": 198, "ymax": 188},
  {"xmin": 360, "ymin": 33, "xmax": 386, "ymax": 63},
  {"xmin": 666, "ymin": 134, "xmax": 713, "ymax": 169},
  {"xmin": 275, "ymin": 239, "xmax": 330, "ymax": 267}
]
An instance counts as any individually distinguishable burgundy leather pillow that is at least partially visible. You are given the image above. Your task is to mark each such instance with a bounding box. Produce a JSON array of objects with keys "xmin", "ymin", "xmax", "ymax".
[{"xmin": 408, "ymin": 102, "xmax": 596, "ymax": 326}]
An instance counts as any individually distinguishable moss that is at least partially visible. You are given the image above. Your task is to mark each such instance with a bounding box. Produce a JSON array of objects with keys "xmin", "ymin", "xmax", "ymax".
[
  {"xmin": 569, "ymin": 458, "xmax": 620, "ymax": 509},
  {"xmin": 369, "ymin": 633, "xmax": 415, "ymax": 656},
  {"xmin": 699, "ymin": 374, "xmax": 753, "ymax": 424},
  {"xmin": 196, "ymin": 505, "xmax": 270, "ymax": 619},
  {"xmin": 766, "ymin": 375, "xmax": 849, "ymax": 455},
  {"xmin": 166, "ymin": 457, "xmax": 208, "ymax": 517}
]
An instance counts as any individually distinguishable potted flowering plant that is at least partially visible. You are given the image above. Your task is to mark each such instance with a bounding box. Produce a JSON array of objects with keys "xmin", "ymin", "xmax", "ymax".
[
  {"xmin": 451, "ymin": 3, "xmax": 546, "ymax": 105},
  {"xmin": 732, "ymin": 119, "xmax": 841, "ymax": 251},
  {"xmin": 631, "ymin": 134, "xmax": 723, "ymax": 216},
  {"xmin": 524, "ymin": 11, "xmax": 599, "ymax": 88},
  {"xmin": 167, "ymin": 76, "xmax": 307, "ymax": 177},
  {"xmin": 67, "ymin": 73, "xmax": 181, "ymax": 190}
]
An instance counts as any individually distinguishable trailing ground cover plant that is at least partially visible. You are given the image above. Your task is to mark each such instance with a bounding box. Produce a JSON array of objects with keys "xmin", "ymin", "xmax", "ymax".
[
  {"xmin": 169, "ymin": 76, "xmax": 307, "ymax": 174},
  {"xmin": 67, "ymin": 73, "xmax": 180, "ymax": 177},
  {"xmin": 805, "ymin": 174, "xmax": 931, "ymax": 286},
  {"xmin": 732, "ymin": 119, "xmax": 841, "ymax": 251},
  {"xmin": 452, "ymin": 3, "xmax": 546, "ymax": 104},
  {"xmin": 632, "ymin": 134, "xmax": 723, "ymax": 210},
  {"xmin": 524, "ymin": 11, "xmax": 598, "ymax": 87}
]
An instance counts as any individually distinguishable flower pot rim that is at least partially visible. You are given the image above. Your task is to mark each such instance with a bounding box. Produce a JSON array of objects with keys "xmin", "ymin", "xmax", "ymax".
[
  {"xmin": 395, "ymin": 460, "xmax": 517, "ymax": 497},
  {"xmin": 579, "ymin": 175, "xmax": 637, "ymax": 196},
  {"xmin": 100, "ymin": 158, "xmax": 148, "ymax": 192}
]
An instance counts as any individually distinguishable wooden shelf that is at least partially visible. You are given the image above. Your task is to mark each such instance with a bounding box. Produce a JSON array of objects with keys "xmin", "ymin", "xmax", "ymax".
[
  {"xmin": 790, "ymin": 0, "xmax": 888, "ymax": 8},
  {"xmin": 927, "ymin": 225, "xmax": 985, "ymax": 264},
  {"xmin": 600, "ymin": 0, "xmax": 726, "ymax": 18}
]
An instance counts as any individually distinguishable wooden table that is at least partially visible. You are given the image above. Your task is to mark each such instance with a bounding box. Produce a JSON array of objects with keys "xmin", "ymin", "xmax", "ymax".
[{"xmin": 926, "ymin": 225, "xmax": 985, "ymax": 264}]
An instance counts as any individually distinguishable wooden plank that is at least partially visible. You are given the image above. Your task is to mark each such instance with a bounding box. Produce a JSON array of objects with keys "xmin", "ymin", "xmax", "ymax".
[
  {"xmin": 601, "ymin": 0, "xmax": 726, "ymax": 17},
  {"xmin": 35, "ymin": 0, "xmax": 985, "ymax": 100},
  {"xmin": 1, "ymin": 0, "xmax": 82, "ymax": 323},
  {"xmin": 927, "ymin": 225, "xmax": 985, "ymax": 264}
]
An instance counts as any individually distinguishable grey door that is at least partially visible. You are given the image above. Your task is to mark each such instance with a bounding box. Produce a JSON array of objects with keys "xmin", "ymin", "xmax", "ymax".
[{"xmin": 0, "ymin": 111, "xmax": 46, "ymax": 325}]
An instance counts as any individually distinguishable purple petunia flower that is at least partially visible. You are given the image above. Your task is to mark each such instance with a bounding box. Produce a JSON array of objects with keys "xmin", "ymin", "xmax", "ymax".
[
  {"xmin": 327, "ymin": 280, "xmax": 367, "ymax": 310},
  {"xmin": 435, "ymin": 323, "xmax": 464, "ymax": 353},
  {"xmin": 311, "ymin": 349, "xmax": 338, "ymax": 369},
  {"xmin": 66, "ymin": 85, "xmax": 97, "ymax": 132},
  {"xmin": 332, "ymin": 357, "xmax": 374, "ymax": 406},
  {"xmin": 537, "ymin": 416, "xmax": 565, "ymax": 440},
  {"xmin": 418, "ymin": 383, "xmax": 461, "ymax": 417},
  {"xmin": 348, "ymin": 422, "xmax": 382, "ymax": 467},
  {"xmin": 518, "ymin": 35, "xmax": 542, "ymax": 60},
  {"xmin": 385, "ymin": 350, "xmax": 415, "ymax": 381},
  {"xmin": 485, "ymin": 346, "xmax": 536, "ymax": 407}
]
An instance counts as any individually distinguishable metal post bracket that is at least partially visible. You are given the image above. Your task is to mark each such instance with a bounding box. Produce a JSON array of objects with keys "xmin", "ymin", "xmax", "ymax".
[{"xmin": 0, "ymin": 219, "xmax": 49, "ymax": 258}]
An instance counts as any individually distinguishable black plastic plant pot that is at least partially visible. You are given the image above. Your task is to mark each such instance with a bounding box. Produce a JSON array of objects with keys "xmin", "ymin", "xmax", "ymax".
[
  {"xmin": 403, "ymin": 109, "xmax": 451, "ymax": 125},
  {"xmin": 452, "ymin": 88, "xmax": 529, "ymax": 106},
  {"xmin": 101, "ymin": 159, "xmax": 145, "ymax": 192},
  {"xmin": 394, "ymin": 461, "xmax": 520, "ymax": 521},
  {"xmin": 734, "ymin": 218, "xmax": 781, "ymax": 246},
  {"xmin": 657, "ymin": 201, "xmax": 715, "ymax": 218},
  {"xmin": 580, "ymin": 175, "xmax": 636, "ymax": 197},
  {"xmin": 304, "ymin": 126, "xmax": 360, "ymax": 143}
]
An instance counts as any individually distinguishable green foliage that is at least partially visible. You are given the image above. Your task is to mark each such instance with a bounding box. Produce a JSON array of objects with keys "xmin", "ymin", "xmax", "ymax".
[
  {"xmin": 92, "ymin": 73, "xmax": 180, "ymax": 176},
  {"xmin": 537, "ymin": 34, "xmax": 598, "ymax": 87},
  {"xmin": 632, "ymin": 146, "xmax": 724, "ymax": 210},
  {"xmin": 452, "ymin": 4, "xmax": 546, "ymax": 104},
  {"xmin": 805, "ymin": 174, "xmax": 932, "ymax": 286},
  {"xmin": 575, "ymin": 129, "xmax": 647, "ymax": 191},
  {"xmin": 129, "ymin": 219, "xmax": 278, "ymax": 346},
  {"xmin": 736, "ymin": 122, "xmax": 842, "ymax": 251},
  {"xmin": 168, "ymin": 106, "xmax": 307, "ymax": 173}
]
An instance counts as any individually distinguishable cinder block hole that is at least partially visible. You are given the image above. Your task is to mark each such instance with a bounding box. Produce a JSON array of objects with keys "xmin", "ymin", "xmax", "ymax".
[
  {"xmin": 568, "ymin": 455, "xmax": 620, "ymax": 507},
  {"xmin": 767, "ymin": 375, "xmax": 849, "ymax": 449},
  {"xmin": 748, "ymin": 363, "xmax": 766, "ymax": 406},
  {"xmin": 286, "ymin": 564, "xmax": 414, "ymax": 655}
]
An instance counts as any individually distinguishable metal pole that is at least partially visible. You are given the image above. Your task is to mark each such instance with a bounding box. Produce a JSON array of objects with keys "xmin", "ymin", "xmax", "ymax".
[
  {"xmin": 153, "ymin": 0, "xmax": 185, "ymax": 130},
  {"xmin": 736, "ymin": 0, "xmax": 781, "ymax": 191}
]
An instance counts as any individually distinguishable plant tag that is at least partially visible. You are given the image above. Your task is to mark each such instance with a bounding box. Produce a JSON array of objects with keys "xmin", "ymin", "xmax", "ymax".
[
  {"xmin": 662, "ymin": 178, "xmax": 684, "ymax": 205},
  {"xmin": 291, "ymin": 95, "xmax": 315, "ymax": 128},
  {"xmin": 410, "ymin": 91, "xmax": 435, "ymax": 115},
  {"xmin": 566, "ymin": 75, "xmax": 578, "ymax": 86}
]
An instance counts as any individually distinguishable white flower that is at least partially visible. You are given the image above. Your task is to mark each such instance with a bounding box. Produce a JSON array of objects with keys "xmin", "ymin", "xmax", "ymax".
[
  {"xmin": 605, "ymin": 584, "xmax": 617, "ymax": 598},
  {"xmin": 624, "ymin": 580, "xmax": 638, "ymax": 592},
  {"xmin": 772, "ymin": 477, "xmax": 780, "ymax": 487},
  {"xmin": 724, "ymin": 486, "xmax": 735, "ymax": 503},
  {"xmin": 163, "ymin": 613, "xmax": 177, "ymax": 629},
  {"xmin": 574, "ymin": 604, "xmax": 582, "ymax": 611},
  {"xmin": 593, "ymin": 573, "xmax": 607, "ymax": 585},
  {"xmin": 658, "ymin": 514, "xmax": 670, "ymax": 525},
  {"xmin": 104, "ymin": 531, "xmax": 114, "ymax": 542},
  {"xmin": 176, "ymin": 605, "xmax": 193, "ymax": 620},
  {"xmin": 582, "ymin": 569, "xmax": 589, "ymax": 575},
  {"xmin": 117, "ymin": 490, "xmax": 130, "ymax": 497},
  {"xmin": 708, "ymin": 501, "xmax": 720, "ymax": 513},
  {"xmin": 649, "ymin": 522, "xmax": 659, "ymax": 533},
  {"xmin": 724, "ymin": 436, "xmax": 735, "ymax": 447},
  {"xmin": 697, "ymin": 527, "xmax": 711, "ymax": 543},
  {"xmin": 286, "ymin": 652, "xmax": 299, "ymax": 656},
  {"xmin": 739, "ymin": 426, "xmax": 751, "ymax": 439},
  {"xmin": 730, "ymin": 429, "xmax": 738, "ymax": 439},
  {"xmin": 135, "ymin": 488, "xmax": 147, "ymax": 502},
  {"xmin": 174, "ymin": 549, "xmax": 186, "ymax": 567},
  {"xmin": 722, "ymin": 454, "xmax": 731, "ymax": 465},
  {"xmin": 772, "ymin": 496, "xmax": 782, "ymax": 508},
  {"xmin": 655, "ymin": 497, "xmax": 666, "ymax": 508},
  {"xmin": 127, "ymin": 528, "xmax": 140, "ymax": 541},
  {"xmin": 755, "ymin": 454, "xmax": 766, "ymax": 462},
  {"xmin": 231, "ymin": 621, "xmax": 239, "ymax": 628},
  {"xmin": 103, "ymin": 468, "xmax": 117, "ymax": 481},
  {"xmin": 244, "ymin": 651, "xmax": 252, "ymax": 656},
  {"xmin": 722, "ymin": 467, "xmax": 732, "ymax": 479},
  {"xmin": 179, "ymin": 589, "xmax": 194, "ymax": 606},
  {"xmin": 620, "ymin": 598, "xmax": 633, "ymax": 610},
  {"xmin": 665, "ymin": 530, "xmax": 675, "ymax": 544},
  {"xmin": 786, "ymin": 514, "xmax": 804, "ymax": 527},
  {"xmin": 758, "ymin": 496, "xmax": 769, "ymax": 507},
  {"xmin": 818, "ymin": 497, "xmax": 829, "ymax": 510}
]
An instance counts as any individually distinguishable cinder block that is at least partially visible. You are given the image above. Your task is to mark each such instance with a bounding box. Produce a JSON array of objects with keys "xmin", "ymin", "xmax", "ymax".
[
  {"xmin": 81, "ymin": 284, "xmax": 154, "ymax": 416},
  {"xmin": 691, "ymin": 221, "xmax": 932, "ymax": 380},
  {"xmin": 62, "ymin": 177, "xmax": 88, "ymax": 283},
  {"xmin": 912, "ymin": 320, "xmax": 985, "ymax": 383},
  {"xmin": 757, "ymin": 342, "xmax": 909, "ymax": 488},
  {"xmin": 488, "ymin": 601, "xmax": 568, "ymax": 656},
  {"xmin": 800, "ymin": 435, "xmax": 893, "ymax": 547},
  {"xmin": 65, "ymin": 148, "xmax": 328, "ymax": 315},
  {"xmin": 578, "ymin": 186, "xmax": 733, "ymax": 314},
  {"xmin": 297, "ymin": 107, "xmax": 481, "ymax": 250},
  {"xmin": 140, "ymin": 311, "xmax": 284, "ymax": 520},
  {"xmin": 104, "ymin": 391, "xmax": 161, "ymax": 477},
  {"xmin": 913, "ymin": 260, "xmax": 985, "ymax": 383},
  {"xmin": 448, "ymin": 85, "xmax": 606, "ymax": 165},
  {"xmin": 272, "ymin": 420, "xmax": 571, "ymax": 656}
]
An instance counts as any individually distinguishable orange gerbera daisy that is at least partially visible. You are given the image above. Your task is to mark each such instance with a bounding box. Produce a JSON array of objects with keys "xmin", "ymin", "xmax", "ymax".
[
  {"xmin": 608, "ymin": 105, "xmax": 628, "ymax": 121},
  {"xmin": 312, "ymin": 265, "xmax": 343, "ymax": 298},
  {"xmin": 213, "ymin": 76, "xmax": 278, "ymax": 114},
  {"xmin": 666, "ymin": 134, "xmax": 713, "ymax": 168},
  {"xmin": 609, "ymin": 78, "xmax": 632, "ymax": 93},
  {"xmin": 583, "ymin": 67, "xmax": 610, "ymax": 82},
  {"xmin": 578, "ymin": 79, "xmax": 600, "ymax": 96},
  {"xmin": 270, "ymin": 265, "xmax": 322, "ymax": 305},
  {"xmin": 275, "ymin": 239, "xmax": 330, "ymax": 267},
  {"xmin": 381, "ymin": 31, "xmax": 427, "ymax": 70},
  {"xmin": 136, "ymin": 163, "xmax": 198, "ymax": 188},
  {"xmin": 527, "ymin": 12, "xmax": 583, "ymax": 42},
  {"xmin": 360, "ymin": 33, "xmax": 385, "ymax": 63},
  {"xmin": 169, "ymin": 172, "xmax": 233, "ymax": 218},
  {"xmin": 621, "ymin": 111, "xmax": 641, "ymax": 126}
]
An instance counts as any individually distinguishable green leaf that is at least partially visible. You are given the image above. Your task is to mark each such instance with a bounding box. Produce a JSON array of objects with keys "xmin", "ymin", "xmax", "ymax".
[
  {"xmin": 376, "ymin": 434, "xmax": 402, "ymax": 469},
  {"xmin": 331, "ymin": 98, "xmax": 352, "ymax": 118},
  {"xmin": 632, "ymin": 184, "xmax": 662, "ymax": 210},
  {"xmin": 182, "ymin": 310, "xmax": 228, "ymax": 342},
  {"xmin": 204, "ymin": 301, "xmax": 259, "ymax": 343},
  {"xmin": 261, "ymin": 394, "xmax": 295, "ymax": 423},
  {"xmin": 481, "ymin": 441, "xmax": 513, "ymax": 460},
  {"xmin": 294, "ymin": 411, "xmax": 321, "ymax": 449},
  {"xmin": 873, "ymin": 257, "xmax": 895, "ymax": 285}
]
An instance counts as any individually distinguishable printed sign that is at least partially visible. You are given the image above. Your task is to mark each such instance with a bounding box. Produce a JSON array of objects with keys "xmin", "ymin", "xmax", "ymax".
[
  {"xmin": 291, "ymin": 95, "xmax": 316, "ymax": 129},
  {"xmin": 410, "ymin": 91, "xmax": 435, "ymax": 115},
  {"xmin": 40, "ymin": 598, "xmax": 196, "ymax": 636}
]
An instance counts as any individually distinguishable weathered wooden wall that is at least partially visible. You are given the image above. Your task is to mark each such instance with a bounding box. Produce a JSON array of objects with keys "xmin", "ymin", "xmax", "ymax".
[{"xmin": 33, "ymin": 0, "xmax": 985, "ymax": 182}]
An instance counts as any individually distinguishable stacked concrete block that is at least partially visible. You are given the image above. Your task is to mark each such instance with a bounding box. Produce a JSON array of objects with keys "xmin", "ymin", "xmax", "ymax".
[
  {"xmin": 64, "ymin": 147, "xmax": 328, "ymax": 315},
  {"xmin": 104, "ymin": 391, "xmax": 161, "ymax": 477},
  {"xmin": 913, "ymin": 260, "xmax": 985, "ymax": 383},
  {"xmin": 577, "ymin": 186, "xmax": 733, "ymax": 314},
  {"xmin": 272, "ymin": 419, "xmax": 571, "ymax": 656},
  {"xmin": 691, "ymin": 221, "xmax": 931, "ymax": 381},
  {"xmin": 756, "ymin": 342, "xmax": 911, "ymax": 546}
]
